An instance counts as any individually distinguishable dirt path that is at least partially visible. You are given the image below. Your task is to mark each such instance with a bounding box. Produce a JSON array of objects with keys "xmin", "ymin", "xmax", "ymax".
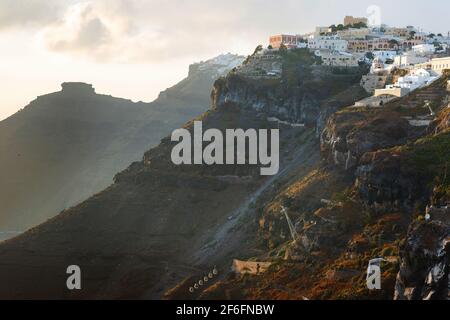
[
  {"xmin": 192, "ymin": 131, "xmax": 320, "ymax": 267},
  {"xmin": 148, "ymin": 130, "xmax": 320, "ymax": 299}
]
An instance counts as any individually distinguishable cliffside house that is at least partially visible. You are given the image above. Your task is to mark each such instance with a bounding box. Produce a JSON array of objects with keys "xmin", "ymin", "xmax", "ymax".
[
  {"xmin": 394, "ymin": 52, "xmax": 430, "ymax": 68},
  {"xmin": 307, "ymin": 35, "xmax": 348, "ymax": 51},
  {"xmin": 348, "ymin": 38, "xmax": 398, "ymax": 52},
  {"xmin": 396, "ymin": 68, "xmax": 437, "ymax": 90},
  {"xmin": 348, "ymin": 39, "xmax": 369, "ymax": 52},
  {"xmin": 373, "ymin": 50, "xmax": 397, "ymax": 63},
  {"xmin": 269, "ymin": 34, "xmax": 302, "ymax": 49},
  {"xmin": 413, "ymin": 43, "xmax": 436, "ymax": 55},
  {"xmin": 314, "ymin": 50, "xmax": 359, "ymax": 67},
  {"xmin": 370, "ymin": 57, "xmax": 387, "ymax": 73},
  {"xmin": 424, "ymin": 57, "xmax": 450, "ymax": 74},
  {"xmin": 374, "ymin": 68, "xmax": 437, "ymax": 97},
  {"xmin": 337, "ymin": 27, "xmax": 371, "ymax": 40},
  {"xmin": 370, "ymin": 37, "xmax": 397, "ymax": 50},
  {"xmin": 400, "ymin": 34, "xmax": 426, "ymax": 49},
  {"xmin": 384, "ymin": 26, "xmax": 415, "ymax": 38}
]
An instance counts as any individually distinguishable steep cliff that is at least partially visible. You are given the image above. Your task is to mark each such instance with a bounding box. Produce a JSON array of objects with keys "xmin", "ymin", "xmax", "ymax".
[
  {"xmin": 212, "ymin": 49, "xmax": 368, "ymax": 131},
  {"xmin": 192, "ymin": 71, "xmax": 450, "ymax": 301},
  {"xmin": 321, "ymin": 75, "xmax": 449, "ymax": 172},
  {"xmin": 356, "ymin": 129, "xmax": 450, "ymax": 208},
  {"xmin": 394, "ymin": 220, "xmax": 450, "ymax": 300}
]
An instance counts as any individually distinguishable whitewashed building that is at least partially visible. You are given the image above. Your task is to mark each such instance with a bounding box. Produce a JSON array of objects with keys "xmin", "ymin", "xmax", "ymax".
[
  {"xmin": 417, "ymin": 57, "xmax": 450, "ymax": 74},
  {"xmin": 373, "ymin": 51, "xmax": 397, "ymax": 63},
  {"xmin": 374, "ymin": 68, "xmax": 438, "ymax": 97},
  {"xmin": 394, "ymin": 52, "xmax": 429, "ymax": 67},
  {"xmin": 314, "ymin": 50, "xmax": 359, "ymax": 67},
  {"xmin": 396, "ymin": 68, "xmax": 437, "ymax": 91},
  {"xmin": 308, "ymin": 35, "xmax": 348, "ymax": 51},
  {"xmin": 412, "ymin": 44, "xmax": 436, "ymax": 55}
]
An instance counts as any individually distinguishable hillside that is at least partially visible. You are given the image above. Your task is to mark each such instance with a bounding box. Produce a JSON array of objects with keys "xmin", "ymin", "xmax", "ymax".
[
  {"xmin": 0, "ymin": 48, "xmax": 448, "ymax": 300},
  {"xmin": 0, "ymin": 49, "xmax": 369, "ymax": 299},
  {"xmin": 0, "ymin": 54, "xmax": 244, "ymax": 237},
  {"xmin": 188, "ymin": 72, "xmax": 450, "ymax": 300}
]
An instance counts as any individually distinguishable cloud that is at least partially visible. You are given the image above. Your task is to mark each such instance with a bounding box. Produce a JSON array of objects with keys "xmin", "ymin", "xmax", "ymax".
[
  {"xmin": 3, "ymin": 0, "xmax": 450, "ymax": 63},
  {"xmin": 36, "ymin": 0, "xmax": 253, "ymax": 63},
  {"xmin": 0, "ymin": 0, "xmax": 64, "ymax": 30},
  {"xmin": 38, "ymin": 2, "xmax": 125, "ymax": 61},
  {"xmin": 0, "ymin": 0, "xmax": 384, "ymax": 63}
]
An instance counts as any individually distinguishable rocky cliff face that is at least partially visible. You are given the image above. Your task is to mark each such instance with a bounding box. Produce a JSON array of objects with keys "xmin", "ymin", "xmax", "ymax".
[
  {"xmin": 212, "ymin": 73, "xmax": 322, "ymax": 126},
  {"xmin": 356, "ymin": 150, "xmax": 420, "ymax": 207},
  {"xmin": 212, "ymin": 49, "xmax": 368, "ymax": 130},
  {"xmin": 193, "ymin": 71, "xmax": 450, "ymax": 301},
  {"xmin": 431, "ymin": 107, "xmax": 450, "ymax": 134},
  {"xmin": 321, "ymin": 111, "xmax": 425, "ymax": 171},
  {"xmin": 321, "ymin": 76, "xmax": 449, "ymax": 172},
  {"xmin": 355, "ymin": 129, "xmax": 450, "ymax": 210},
  {"xmin": 395, "ymin": 221, "xmax": 450, "ymax": 300},
  {"xmin": 157, "ymin": 54, "xmax": 245, "ymax": 113}
]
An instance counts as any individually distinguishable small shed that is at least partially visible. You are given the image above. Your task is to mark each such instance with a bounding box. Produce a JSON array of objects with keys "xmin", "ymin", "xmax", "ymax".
[{"xmin": 232, "ymin": 260, "xmax": 272, "ymax": 275}]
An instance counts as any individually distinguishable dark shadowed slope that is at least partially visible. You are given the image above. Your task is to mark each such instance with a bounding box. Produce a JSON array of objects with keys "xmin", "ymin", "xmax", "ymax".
[
  {"xmin": 0, "ymin": 54, "xmax": 244, "ymax": 234},
  {"xmin": 0, "ymin": 50, "xmax": 368, "ymax": 299}
]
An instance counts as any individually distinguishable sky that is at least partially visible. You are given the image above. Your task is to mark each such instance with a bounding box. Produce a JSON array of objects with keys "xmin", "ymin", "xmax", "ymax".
[{"xmin": 1, "ymin": 0, "xmax": 450, "ymax": 120}]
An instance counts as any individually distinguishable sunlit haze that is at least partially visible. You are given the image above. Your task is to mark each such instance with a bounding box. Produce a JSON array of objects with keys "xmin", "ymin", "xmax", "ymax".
[{"xmin": 1, "ymin": 0, "xmax": 450, "ymax": 120}]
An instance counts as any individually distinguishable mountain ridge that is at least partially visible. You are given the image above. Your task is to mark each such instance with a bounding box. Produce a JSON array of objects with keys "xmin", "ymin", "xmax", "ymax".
[{"xmin": 0, "ymin": 53, "xmax": 245, "ymax": 235}]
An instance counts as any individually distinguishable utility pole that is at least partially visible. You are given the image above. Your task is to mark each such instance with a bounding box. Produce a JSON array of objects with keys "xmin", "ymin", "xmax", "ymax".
[
  {"xmin": 281, "ymin": 206, "xmax": 299, "ymax": 243},
  {"xmin": 424, "ymin": 100, "xmax": 436, "ymax": 117}
]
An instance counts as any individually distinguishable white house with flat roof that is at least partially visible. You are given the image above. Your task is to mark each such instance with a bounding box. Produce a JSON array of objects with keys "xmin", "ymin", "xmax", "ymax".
[
  {"xmin": 394, "ymin": 52, "xmax": 429, "ymax": 67},
  {"xmin": 412, "ymin": 44, "xmax": 435, "ymax": 56},
  {"xmin": 308, "ymin": 35, "xmax": 348, "ymax": 51},
  {"xmin": 396, "ymin": 68, "xmax": 437, "ymax": 91},
  {"xmin": 314, "ymin": 50, "xmax": 359, "ymax": 67},
  {"xmin": 374, "ymin": 68, "xmax": 438, "ymax": 97},
  {"xmin": 373, "ymin": 51, "xmax": 397, "ymax": 63}
]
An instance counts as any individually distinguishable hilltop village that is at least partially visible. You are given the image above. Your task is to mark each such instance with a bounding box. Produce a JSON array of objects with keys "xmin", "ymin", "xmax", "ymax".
[{"xmin": 236, "ymin": 16, "xmax": 450, "ymax": 111}]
